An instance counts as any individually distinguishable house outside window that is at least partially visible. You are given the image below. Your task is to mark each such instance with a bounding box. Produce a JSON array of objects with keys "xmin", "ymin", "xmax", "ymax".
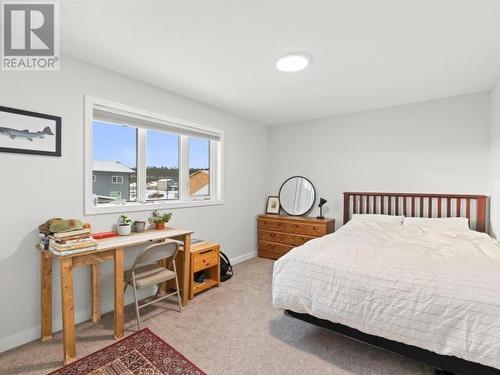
[{"xmin": 93, "ymin": 161, "xmax": 134, "ymax": 204}]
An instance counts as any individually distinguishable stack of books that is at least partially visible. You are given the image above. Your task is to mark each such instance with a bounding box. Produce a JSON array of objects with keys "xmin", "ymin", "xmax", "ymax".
[{"xmin": 48, "ymin": 228, "xmax": 98, "ymax": 254}]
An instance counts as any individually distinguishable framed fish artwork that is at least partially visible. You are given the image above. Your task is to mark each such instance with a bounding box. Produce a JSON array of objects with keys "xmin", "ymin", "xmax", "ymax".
[{"xmin": 0, "ymin": 106, "xmax": 61, "ymax": 156}]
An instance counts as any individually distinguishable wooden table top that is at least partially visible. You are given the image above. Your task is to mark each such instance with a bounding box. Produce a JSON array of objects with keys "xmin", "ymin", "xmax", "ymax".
[{"xmin": 43, "ymin": 227, "xmax": 193, "ymax": 257}]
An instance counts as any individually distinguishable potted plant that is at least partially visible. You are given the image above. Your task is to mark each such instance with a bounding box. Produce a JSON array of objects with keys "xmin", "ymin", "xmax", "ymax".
[
  {"xmin": 117, "ymin": 215, "xmax": 132, "ymax": 236},
  {"xmin": 148, "ymin": 210, "xmax": 172, "ymax": 230}
]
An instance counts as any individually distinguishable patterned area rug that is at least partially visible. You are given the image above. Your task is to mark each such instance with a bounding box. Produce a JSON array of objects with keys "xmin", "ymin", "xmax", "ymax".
[{"xmin": 48, "ymin": 328, "xmax": 206, "ymax": 375}]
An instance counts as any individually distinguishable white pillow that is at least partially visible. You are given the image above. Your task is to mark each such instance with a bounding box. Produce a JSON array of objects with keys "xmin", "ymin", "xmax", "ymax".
[
  {"xmin": 351, "ymin": 214, "xmax": 404, "ymax": 224},
  {"xmin": 403, "ymin": 217, "xmax": 469, "ymax": 230}
]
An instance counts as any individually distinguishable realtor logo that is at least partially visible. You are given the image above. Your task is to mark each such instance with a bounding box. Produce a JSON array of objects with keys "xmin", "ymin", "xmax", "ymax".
[{"xmin": 2, "ymin": 1, "xmax": 60, "ymax": 70}]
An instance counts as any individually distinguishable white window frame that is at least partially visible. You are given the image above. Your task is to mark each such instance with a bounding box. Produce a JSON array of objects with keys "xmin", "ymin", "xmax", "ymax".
[
  {"xmin": 85, "ymin": 95, "xmax": 224, "ymax": 215},
  {"xmin": 111, "ymin": 175, "xmax": 124, "ymax": 184}
]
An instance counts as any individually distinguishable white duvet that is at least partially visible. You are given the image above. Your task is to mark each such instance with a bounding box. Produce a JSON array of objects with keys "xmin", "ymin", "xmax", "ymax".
[{"xmin": 272, "ymin": 220, "xmax": 500, "ymax": 370}]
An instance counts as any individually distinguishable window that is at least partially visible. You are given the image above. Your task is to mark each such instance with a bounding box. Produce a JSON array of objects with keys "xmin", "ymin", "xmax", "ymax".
[
  {"xmin": 146, "ymin": 130, "xmax": 179, "ymax": 201},
  {"xmin": 92, "ymin": 121, "xmax": 137, "ymax": 204},
  {"xmin": 85, "ymin": 96, "xmax": 223, "ymax": 214},
  {"xmin": 110, "ymin": 191, "xmax": 122, "ymax": 199},
  {"xmin": 189, "ymin": 137, "xmax": 210, "ymax": 197}
]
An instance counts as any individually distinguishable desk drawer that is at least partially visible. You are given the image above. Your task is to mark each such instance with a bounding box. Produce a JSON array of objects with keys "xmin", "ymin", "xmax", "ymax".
[
  {"xmin": 288, "ymin": 234, "xmax": 315, "ymax": 246},
  {"xmin": 193, "ymin": 248, "xmax": 219, "ymax": 272},
  {"xmin": 259, "ymin": 241, "xmax": 292, "ymax": 259},
  {"xmin": 259, "ymin": 219, "xmax": 288, "ymax": 232},
  {"xmin": 259, "ymin": 230, "xmax": 287, "ymax": 243},
  {"xmin": 288, "ymin": 223, "xmax": 326, "ymax": 236}
]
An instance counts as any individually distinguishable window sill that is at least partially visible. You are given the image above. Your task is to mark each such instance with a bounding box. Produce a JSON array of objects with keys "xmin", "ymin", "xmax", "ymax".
[{"xmin": 85, "ymin": 199, "xmax": 224, "ymax": 215}]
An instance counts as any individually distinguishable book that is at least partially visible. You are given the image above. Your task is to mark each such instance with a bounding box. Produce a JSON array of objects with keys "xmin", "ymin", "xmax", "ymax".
[
  {"xmin": 50, "ymin": 233, "xmax": 92, "ymax": 243},
  {"xmin": 92, "ymin": 231, "xmax": 118, "ymax": 240},
  {"xmin": 52, "ymin": 228, "xmax": 91, "ymax": 239},
  {"xmin": 49, "ymin": 245, "xmax": 98, "ymax": 255},
  {"xmin": 49, "ymin": 241, "xmax": 97, "ymax": 251},
  {"xmin": 49, "ymin": 237, "xmax": 95, "ymax": 246}
]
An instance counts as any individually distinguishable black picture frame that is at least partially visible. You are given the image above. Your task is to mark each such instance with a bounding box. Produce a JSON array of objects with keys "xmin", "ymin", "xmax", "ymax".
[
  {"xmin": 266, "ymin": 196, "xmax": 280, "ymax": 214},
  {"xmin": 0, "ymin": 105, "xmax": 61, "ymax": 156}
]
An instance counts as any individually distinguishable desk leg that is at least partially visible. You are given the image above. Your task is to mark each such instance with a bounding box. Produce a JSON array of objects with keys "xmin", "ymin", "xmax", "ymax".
[
  {"xmin": 40, "ymin": 252, "xmax": 52, "ymax": 341},
  {"xmin": 181, "ymin": 234, "xmax": 191, "ymax": 306},
  {"xmin": 114, "ymin": 248, "xmax": 124, "ymax": 339},
  {"xmin": 60, "ymin": 257, "xmax": 76, "ymax": 364},
  {"xmin": 91, "ymin": 263, "xmax": 101, "ymax": 322}
]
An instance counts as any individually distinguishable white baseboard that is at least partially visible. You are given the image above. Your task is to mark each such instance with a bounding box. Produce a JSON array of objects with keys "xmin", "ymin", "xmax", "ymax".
[
  {"xmin": 0, "ymin": 288, "xmax": 152, "ymax": 354},
  {"xmin": 0, "ymin": 251, "xmax": 258, "ymax": 354},
  {"xmin": 229, "ymin": 250, "xmax": 257, "ymax": 265}
]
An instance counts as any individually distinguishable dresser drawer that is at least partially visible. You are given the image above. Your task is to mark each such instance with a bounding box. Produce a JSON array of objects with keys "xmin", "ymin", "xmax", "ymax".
[
  {"xmin": 192, "ymin": 248, "xmax": 219, "ymax": 272},
  {"xmin": 259, "ymin": 241, "xmax": 292, "ymax": 259},
  {"xmin": 288, "ymin": 222, "xmax": 326, "ymax": 236},
  {"xmin": 259, "ymin": 218, "xmax": 288, "ymax": 232},
  {"xmin": 259, "ymin": 230, "xmax": 287, "ymax": 243},
  {"xmin": 287, "ymin": 234, "xmax": 315, "ymax": 246}
]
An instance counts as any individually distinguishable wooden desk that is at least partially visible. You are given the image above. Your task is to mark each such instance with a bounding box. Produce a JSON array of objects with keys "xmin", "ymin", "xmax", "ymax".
[{"xmin": 40, "ymin": 227, "xmax": 193, "ymax": 364}]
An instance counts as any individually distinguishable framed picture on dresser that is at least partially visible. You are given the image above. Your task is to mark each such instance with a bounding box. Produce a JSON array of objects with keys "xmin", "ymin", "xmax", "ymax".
[{"xmin": 266, "ymin": 196, "xmax": 280, "ymax": 214}]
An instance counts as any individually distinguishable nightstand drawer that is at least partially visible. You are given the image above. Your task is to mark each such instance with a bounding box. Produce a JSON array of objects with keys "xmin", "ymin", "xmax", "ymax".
[
  {"xmin": 192, "ymin": 248, "xmax": 219, "ymax": 272},
  {"xmin": 259, "ymin": 219, "xmax": 288, "ymax": 232},
  {"xmin": 288, "ymin": 234, "xmax": 315, "ymax": 246},
  {"xmin": 259, "ymin": 230, "xmax": 287, "ymax": 243},
  {"xmin": 259, "ymin": 241, "xmax": 292, "ymax": 259},
  {"xmin": 288, "ymin": 223, "xmax": 326, "ymax": 236}
]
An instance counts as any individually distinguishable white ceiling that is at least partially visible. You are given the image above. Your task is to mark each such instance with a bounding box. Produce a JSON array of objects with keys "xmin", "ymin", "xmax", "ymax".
[{"xmin": 62, "ymin": 0, "xmax": 500, "ymax": 125}]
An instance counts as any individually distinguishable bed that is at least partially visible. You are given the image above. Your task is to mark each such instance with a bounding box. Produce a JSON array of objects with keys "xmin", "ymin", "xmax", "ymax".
[{"xmin": 272, "ymin": 192, "xmax": 500, "ymax": 375}]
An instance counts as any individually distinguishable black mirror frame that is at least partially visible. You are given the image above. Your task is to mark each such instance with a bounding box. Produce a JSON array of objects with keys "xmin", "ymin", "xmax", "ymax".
[{"xmin": 278, "ymin": 176, "xmax": 316, "ymax": 216}]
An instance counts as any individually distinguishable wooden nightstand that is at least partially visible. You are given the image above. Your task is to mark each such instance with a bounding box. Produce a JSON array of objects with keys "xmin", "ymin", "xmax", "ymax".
[
  {"xmin": 177, "ymin": 241, "xmax": 220, "ymax": 299},
  {"xmin": 257, "ymin": 215, "xmax": 335, "ymax": 259}
]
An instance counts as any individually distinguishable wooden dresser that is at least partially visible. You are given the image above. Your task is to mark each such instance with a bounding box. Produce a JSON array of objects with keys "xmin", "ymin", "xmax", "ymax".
[{"xmin": 258, "ymin": 214, "xmax": 335, "ymax": 259}]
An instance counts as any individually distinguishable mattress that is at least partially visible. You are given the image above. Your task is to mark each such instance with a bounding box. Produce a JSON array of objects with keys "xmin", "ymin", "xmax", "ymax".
[{"xmin": 272, "ymin": 220, "xmax": 500, "ymax": 369}]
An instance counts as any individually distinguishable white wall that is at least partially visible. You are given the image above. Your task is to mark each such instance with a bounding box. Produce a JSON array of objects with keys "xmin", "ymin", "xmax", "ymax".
[
  {"xmin": 268, "ymin": 92, "xmax": 491, "ymax": 229},
  {"xmin": 489, "ymin": 79, "xmax": 500, "ymax": 238},
  {"xmin": 0, "ymin": 56, "xmax": 268, "ymax": 352}
]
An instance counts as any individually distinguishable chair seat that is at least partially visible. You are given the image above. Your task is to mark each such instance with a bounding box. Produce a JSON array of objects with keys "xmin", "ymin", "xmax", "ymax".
[{"xmin": 126, "ymin": 264, "xmax": 176, "ymax": 289}]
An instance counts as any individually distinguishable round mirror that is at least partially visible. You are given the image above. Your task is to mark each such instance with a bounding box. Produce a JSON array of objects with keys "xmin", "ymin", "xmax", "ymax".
[{"xmin": 278, "ymin": 176, "xmax": 316, "ymax": 216}]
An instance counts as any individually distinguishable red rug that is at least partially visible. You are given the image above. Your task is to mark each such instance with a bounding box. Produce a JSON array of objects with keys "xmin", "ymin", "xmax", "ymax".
[{"xmin": 48, "ymin": 328, "xmax": 206, "ymax": 375}]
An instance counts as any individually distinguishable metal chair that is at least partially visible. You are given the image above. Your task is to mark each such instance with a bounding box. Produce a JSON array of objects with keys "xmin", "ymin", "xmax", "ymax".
[{"xmin": 124, "ymin": 240, "xmax": 182, "ymax": 329}]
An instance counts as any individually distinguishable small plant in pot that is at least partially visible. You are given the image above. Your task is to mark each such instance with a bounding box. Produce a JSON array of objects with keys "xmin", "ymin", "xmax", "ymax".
[
  {"xmin": 148, "ymin": 210, "xmax": 172, "ymax": 230},
  {"xmin": 117, "ymin": 215, "xmax": 132, "ymax": 236}
]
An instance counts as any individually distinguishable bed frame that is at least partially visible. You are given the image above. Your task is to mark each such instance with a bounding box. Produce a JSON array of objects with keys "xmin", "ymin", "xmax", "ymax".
[
  {"xmin": 286, "ymin": 192, "xmax": 496, "ymax": 375},
  {"xmin": 343, "ymin": 192, "xmax": 487, "ymax": 232}
]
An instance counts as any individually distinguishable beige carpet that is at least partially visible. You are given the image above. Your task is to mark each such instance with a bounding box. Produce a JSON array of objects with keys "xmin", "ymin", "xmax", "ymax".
[{"xmin": 0, "ymin": 257, "xmax": 432, "ymax": 375}]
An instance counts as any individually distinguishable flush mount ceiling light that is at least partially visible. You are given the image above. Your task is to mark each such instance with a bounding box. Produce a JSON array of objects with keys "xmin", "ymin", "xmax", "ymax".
[{"xmin": 275, "ymin": 53, "xmax": 310, "ymax": 72}]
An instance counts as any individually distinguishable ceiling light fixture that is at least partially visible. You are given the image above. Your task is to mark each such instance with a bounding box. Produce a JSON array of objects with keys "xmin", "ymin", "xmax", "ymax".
[{"xmin": 275, "ymin": 53, "xmax": 310, "ymax": 72}]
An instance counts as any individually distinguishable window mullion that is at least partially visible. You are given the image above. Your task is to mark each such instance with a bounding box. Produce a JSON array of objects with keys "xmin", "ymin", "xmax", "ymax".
[
  {"xmin": 179, "ymin": 135, "xmax": 189, "ymax": 200},
  {"xmin": 137, "ymin": 128, "xmax": 147, "ymax": 203}
]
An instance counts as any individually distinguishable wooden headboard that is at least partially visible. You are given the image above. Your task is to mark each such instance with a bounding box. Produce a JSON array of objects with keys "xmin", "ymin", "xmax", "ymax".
[{"xmin": 343, "ymin": 192, "xmax": 488, "ymax": 232}]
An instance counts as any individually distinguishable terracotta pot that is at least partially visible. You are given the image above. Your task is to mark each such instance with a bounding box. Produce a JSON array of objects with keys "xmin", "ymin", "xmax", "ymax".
[{"xmin": 155, "ymin": 222, "xmax": 166, "ymax": 230}]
